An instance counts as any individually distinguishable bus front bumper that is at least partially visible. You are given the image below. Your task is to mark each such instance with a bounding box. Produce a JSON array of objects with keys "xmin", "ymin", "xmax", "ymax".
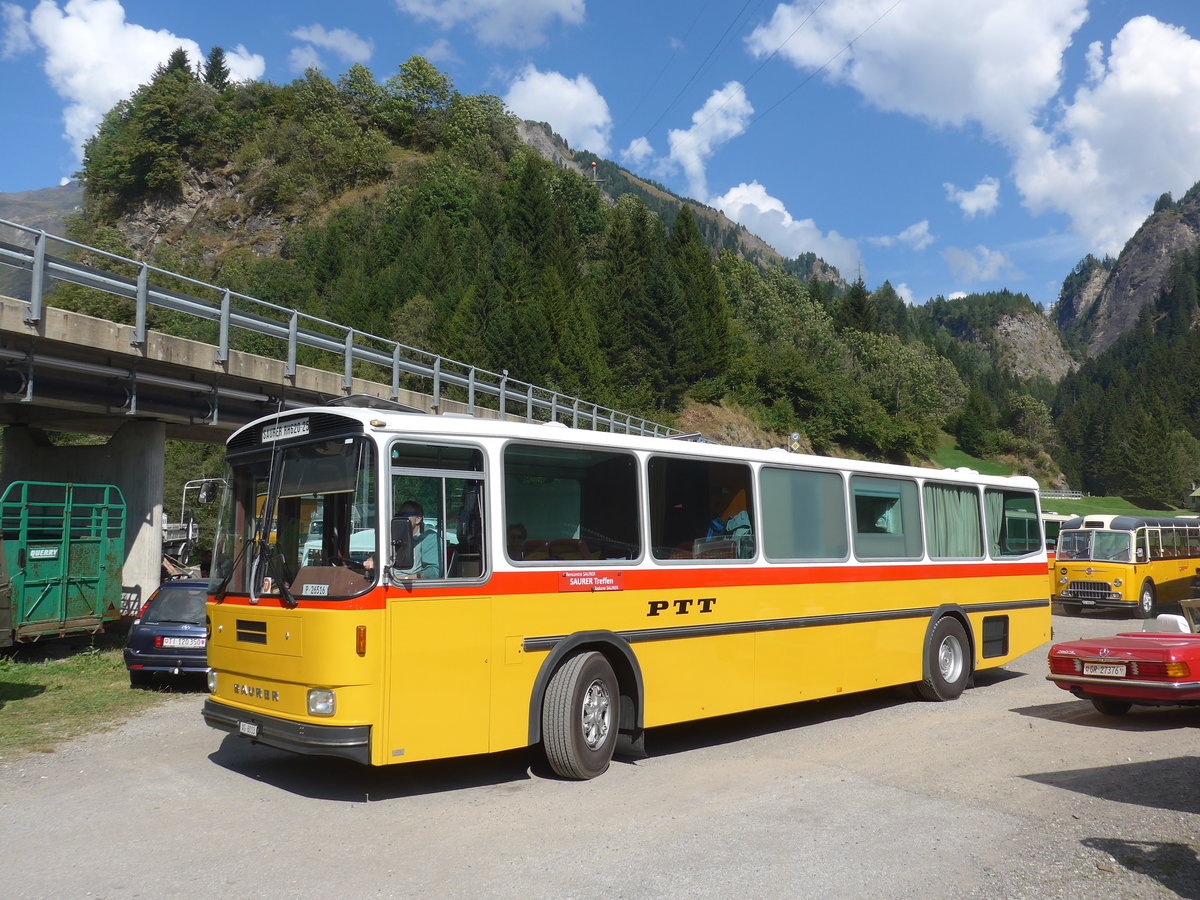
[
  {"xmin": 1054, "ymin": 596, "xmax": 1132, "ymax": 610},
  {"xmin": 203, "ymin": 698, "xmax": 371, "ymax": 765}
]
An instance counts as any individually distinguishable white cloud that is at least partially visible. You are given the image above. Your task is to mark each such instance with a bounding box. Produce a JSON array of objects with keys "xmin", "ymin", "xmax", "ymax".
[
  {"xmin": 395, "ymin": 0, "xmax": 584, "ymax": 49},
  {"xmin": 1014, "ymin": 16, "xmax": 1200, "ymax": 254},
  {"xmin": 1, "ymin": 2, "xmax": 32, "ymax": 58},
  {"xmin": 667, "ymin": 81, "xmax": 753, "ymax": 201},
  {"xmin": 621, "ymin": 136, "xmax": 654, "ymax": 167},
  {"xmin": 289, "ymin": 25, "xmax": 373, "ymax": 65},
  {"xmin": 868, "ymin": 219, "xmax": 933, "ymax": 251},
  {"xmin": 947, "ymin": 291, "xmax": 968, "ymax": 300},
  {"xmin": 4, "ymin": 0, "xmax": 263, "ymax": 165},
  {"xmin": 419, "ymin": 37, "xmax": 458, "ymax": 65},
  {"xmin": 504, "ymin": 65, "xmax": 612, "ymax": 155},
  {"xmin": 944, "ymin": 177, "xmax": 1000, "ymax": 218},
  {"xmin": 894, "ymin": 283, "xmax": 915, "ymax": 305},
  {"xmin": 712, "ymin": 180, "xmax": 860, "ymax": 279},
  {"xmin": 898, "ymin": 220, "xmax": 934, "ymax": 250},
  {"xmin": 746, "ymin": 0, "xmax": 1086, "ymax": 138},
  {"xmin": 942, "ymin": 244, "xmax": 1016, "ymax": 282},
  {"xmin": 288, "ymin": 45, "xmax": 323, "ymax": 73},
  {"xmin": 746, "ymin": 2, "xmax": 1200, "ymax": 259}
]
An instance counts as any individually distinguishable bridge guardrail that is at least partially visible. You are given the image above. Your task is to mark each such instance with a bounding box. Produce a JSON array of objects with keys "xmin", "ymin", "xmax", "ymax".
[{"xmin": 0, "ymin": 218, "xmax": 681, "ymax": 437}]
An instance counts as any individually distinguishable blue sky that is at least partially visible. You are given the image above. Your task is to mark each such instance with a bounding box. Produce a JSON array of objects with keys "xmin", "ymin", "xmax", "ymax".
[{"xmin": 3, "ymin": 1, "xmax": 1200, "ymax": 308}]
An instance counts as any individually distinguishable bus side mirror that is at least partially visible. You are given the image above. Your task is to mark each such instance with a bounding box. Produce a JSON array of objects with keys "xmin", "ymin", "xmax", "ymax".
[
  {"xmin": 1136, "ymin": 548, "xmax": 1146, "ymax": 561},
  {"xmin": 391, "ymin": 517, "xmax": 414, "ymax": 571},
  {"xmin": 198, "ymin": 481, "xmax": 217, "ymax": 505}
]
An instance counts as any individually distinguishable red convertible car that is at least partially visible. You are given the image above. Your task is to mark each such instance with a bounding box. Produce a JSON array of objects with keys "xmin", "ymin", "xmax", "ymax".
[{"xmin": 1047, "ymin": 600, "xmax": 1200, "ymax": 715}]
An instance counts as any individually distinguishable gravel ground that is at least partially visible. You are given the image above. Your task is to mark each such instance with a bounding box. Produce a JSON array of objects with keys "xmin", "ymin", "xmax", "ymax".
[{"xmin": 0, "ymin": 610, "xmax": 1197, "ymax": 899}]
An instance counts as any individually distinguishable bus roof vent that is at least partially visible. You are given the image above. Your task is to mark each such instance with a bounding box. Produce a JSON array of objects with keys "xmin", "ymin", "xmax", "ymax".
[{"xmin": 1084, "ymin": 520, "xmax": 1104, "ymax": 528}]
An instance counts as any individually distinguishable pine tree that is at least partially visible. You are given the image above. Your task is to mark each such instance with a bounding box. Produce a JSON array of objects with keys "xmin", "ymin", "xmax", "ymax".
[
  {"xmin": 203, "ymin": 47, "xmax": 231, "ymax": 91},
  {"xmin": 957, "ymin": 384, "xmax": 995, "ymax": 457},
  {"xmin": 668, "ymin": 205, "xmax": 730, "ymax": 386},
  {"xmin": 837, "ymin": 277, "xmax": 877, "ymax": 333}
]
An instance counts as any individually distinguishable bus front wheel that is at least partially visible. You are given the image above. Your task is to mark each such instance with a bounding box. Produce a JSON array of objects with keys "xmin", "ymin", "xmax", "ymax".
[
  {"xmin": 1136, "ymin": 581, "xmax": 1156, "ymax": 619},
  {"xmin": 542, "ymin": 651, "xmax": 620, "ymax": 780},
  {"xmin": 915, "ymin": 616, "xmax": 971, "ymax": 702}
]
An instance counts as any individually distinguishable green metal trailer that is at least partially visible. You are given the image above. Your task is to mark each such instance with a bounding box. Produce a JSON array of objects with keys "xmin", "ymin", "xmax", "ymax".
[{"xmin": 0, "ymin": 481, "xmax": 126, "ymax": 646}]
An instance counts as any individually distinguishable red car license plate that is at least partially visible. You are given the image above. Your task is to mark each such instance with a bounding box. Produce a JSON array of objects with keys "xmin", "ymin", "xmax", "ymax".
[{"xmin": 1083, "ymin": 662, "xmax": 1126, "ymax": 677}]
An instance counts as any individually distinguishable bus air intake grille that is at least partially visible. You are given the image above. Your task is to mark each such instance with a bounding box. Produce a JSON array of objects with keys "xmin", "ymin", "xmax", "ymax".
[
  {"xmin": 1067, "ymin": 580, "xmax": 1112, "ymax": 601},
  {"xmin": 235, "ymin": 619, "xmax": 268, "ymax": 644}
]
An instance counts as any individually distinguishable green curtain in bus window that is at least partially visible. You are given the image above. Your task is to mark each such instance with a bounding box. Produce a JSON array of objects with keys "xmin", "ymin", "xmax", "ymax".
[{"xmin": 923, "ymin": 483, "xmax": 982, "ymax": 559}]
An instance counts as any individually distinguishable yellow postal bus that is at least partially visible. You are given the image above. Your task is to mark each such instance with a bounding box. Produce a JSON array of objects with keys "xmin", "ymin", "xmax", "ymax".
[
  {"xmin": 1053, "ymin": 514, "xmax": 1200, "ymax": 617},
  {"xmin": 203, "ymin": 404, "xmax": 1050, "ymax": 779}
]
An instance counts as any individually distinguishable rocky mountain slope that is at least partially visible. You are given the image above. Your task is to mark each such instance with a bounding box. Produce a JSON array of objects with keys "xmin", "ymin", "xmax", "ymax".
[
  {"xmin": 992, "ymin": 312, "xmax": 1077, "ymax": 383},
  {"xmin": 1056, "ymin": 186, "xmax": 1200, "ymax": 357},
  {"xmin": 518, "ymin": 120, "xmax": 845, "ymax": 289}
]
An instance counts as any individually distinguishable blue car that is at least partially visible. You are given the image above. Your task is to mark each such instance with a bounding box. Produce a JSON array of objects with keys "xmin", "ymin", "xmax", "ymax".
[{"xmin": 124, "ymin": 580, "xmax": 209, "ymax": 687}]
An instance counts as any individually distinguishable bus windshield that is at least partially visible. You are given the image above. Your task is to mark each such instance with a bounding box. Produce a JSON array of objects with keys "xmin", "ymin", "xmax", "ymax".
[
  {"xmin": 1056, "ymin": 529, "xmax": 1132, "ymax": 563},
  {"xmin": 211, "ymin": 436, "xmax": 377, "ymax": 599}
]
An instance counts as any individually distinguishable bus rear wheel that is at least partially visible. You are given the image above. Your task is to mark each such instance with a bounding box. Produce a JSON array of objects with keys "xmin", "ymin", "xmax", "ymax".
[
  {"xmin": 915, "ymin": 616, "xmax": 971, "ymax": 701},
  {"xmin": 542, "ymin": 651, "xmax": 620, "ymax": 780},
  {"xmin": 1135, "ymin": 580, "xmax": 1156, "ymax": 619}
]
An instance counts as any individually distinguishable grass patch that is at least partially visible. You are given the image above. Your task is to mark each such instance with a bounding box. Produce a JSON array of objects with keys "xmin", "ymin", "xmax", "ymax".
[
  {"xmin": 1040, "ymin": 496, "xmax": 1181, "ymax": 518},
  {"xmin": 930, "ymin": 432, "xmax": 1012, "ymax": 477},
  {"xmin": 0, "ymin": 645, "xmax": 167, "ymax": 759}
]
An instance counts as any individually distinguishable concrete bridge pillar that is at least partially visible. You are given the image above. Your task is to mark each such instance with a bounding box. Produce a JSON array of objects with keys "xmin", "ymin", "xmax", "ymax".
[{"xmin": 2, "ymin": 421, "xmax": 165, "ymax": 612}]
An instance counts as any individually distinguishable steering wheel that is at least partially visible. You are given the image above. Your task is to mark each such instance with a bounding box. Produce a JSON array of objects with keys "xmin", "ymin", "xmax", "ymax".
[{"xmin": 328, "ymin": 555, "xmax": 367, "ymax": 575}]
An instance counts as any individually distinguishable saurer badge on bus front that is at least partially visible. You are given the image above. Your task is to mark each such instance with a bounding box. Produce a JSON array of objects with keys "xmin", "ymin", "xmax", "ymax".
[{"xmin": 559, "ymin": 571, "xmax": 623, "ymax": 592}]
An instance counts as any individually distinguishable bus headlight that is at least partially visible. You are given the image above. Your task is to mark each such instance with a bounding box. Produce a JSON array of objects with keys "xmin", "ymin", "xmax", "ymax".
[
  {"xmin": 207, "ymin": 668, "xmax": 218, "ymax": 693},
  {"xmin": 1059, "ymin": 576, "xmax": 1068, "ymax": 585},
  {"xmin": 307, "ymin": 688, "xmax": 336, "ymax": 717},
  {"xmin": 1113, "ymin": 578, "xmax": 1123, "ymax": 587}
]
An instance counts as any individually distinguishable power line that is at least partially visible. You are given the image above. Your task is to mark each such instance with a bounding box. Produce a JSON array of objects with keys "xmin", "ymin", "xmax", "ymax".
[
  {"xmin": 626, "ymin": 0, "xmax": 714, "ymax": 123},
  {"xmin": 749, "ymin": 0, "xmax": 905, "ymax": 129},
  {"xmin": 672, "ymin": 0, "xmax": 831, "ymax": 148},
  {"xmin": 640, "ymin": 0, "xmax": 759, "ymax": 139}
]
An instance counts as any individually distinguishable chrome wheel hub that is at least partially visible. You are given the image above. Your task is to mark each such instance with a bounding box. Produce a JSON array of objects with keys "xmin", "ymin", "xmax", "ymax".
[{"xmin": 580, "ymin": 678, "xmax": 611, "ymax": 750}]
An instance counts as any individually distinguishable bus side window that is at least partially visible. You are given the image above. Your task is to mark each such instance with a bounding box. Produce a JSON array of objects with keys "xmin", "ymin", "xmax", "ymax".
[
  {"xmin": 852, "ymin": 476, "xmax": 921, "ymax": 560},
  {"xmin": 503, "ymin": 444, "xmax": 640, "ymax": 563},
  {"xmin": 649, "ymin": 456, "xmax": 755, "ymax": 561}
]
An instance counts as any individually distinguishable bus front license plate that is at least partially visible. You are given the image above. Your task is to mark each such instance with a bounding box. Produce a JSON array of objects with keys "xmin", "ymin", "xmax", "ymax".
[
  {"xmin": 1083, "ymin": 663, "xmax": 1126, "ymax": 677},
  {"xmin": 239, "ymin": 721, "xmax": 260, "ymax": 738}
]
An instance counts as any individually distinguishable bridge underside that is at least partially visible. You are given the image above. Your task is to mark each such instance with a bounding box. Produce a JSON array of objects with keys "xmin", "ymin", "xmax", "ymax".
[{"xmin": 0, "ymin": 296, "xmax": 446, "ymax": 606}]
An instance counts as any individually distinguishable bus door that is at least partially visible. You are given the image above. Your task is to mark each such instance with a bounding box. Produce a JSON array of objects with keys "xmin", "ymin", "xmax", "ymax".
[{"xmin": 385, "ymin": 441, "xmax": 492, "ymax": 763}]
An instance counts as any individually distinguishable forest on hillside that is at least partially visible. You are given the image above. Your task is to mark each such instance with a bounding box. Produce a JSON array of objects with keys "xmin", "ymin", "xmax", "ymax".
[{"xmin": 52, "ymin": 49, "xmax": 1200, "ymax": 509}]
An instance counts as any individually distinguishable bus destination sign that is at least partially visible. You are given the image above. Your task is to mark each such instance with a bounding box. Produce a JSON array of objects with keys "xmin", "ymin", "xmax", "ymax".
[{"xmin": 261, "ymin": 418, "xmax": 310, "ymax": 443}]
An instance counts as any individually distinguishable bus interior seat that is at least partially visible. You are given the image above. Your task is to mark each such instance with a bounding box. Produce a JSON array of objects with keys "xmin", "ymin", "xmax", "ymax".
[
  {"xmin": 523, "ymin": 540, "xmax": 549, "ymax": 560},
  {"xmin": 548, "ymin": 538, "xmax": 592, "ymax": 560},
  {"xmin": 695, "ymin": 539, "xmax": 736, "ymax": 559}
]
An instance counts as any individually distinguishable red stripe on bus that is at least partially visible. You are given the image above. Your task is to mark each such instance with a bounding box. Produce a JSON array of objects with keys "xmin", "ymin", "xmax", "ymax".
[{"xmin": 211, "ymin": 560, "xmax": 1047, "ymax": 610}]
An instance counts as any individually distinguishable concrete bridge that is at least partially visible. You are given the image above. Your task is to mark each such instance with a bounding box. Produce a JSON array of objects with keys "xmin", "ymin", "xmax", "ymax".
[
  {"xmin": 0, "ymin": 219, "xmax": 677, "ymax": 609},
  {"xmin": 0, "ymin": 294, "xmax": 475, "ymax": 611}
]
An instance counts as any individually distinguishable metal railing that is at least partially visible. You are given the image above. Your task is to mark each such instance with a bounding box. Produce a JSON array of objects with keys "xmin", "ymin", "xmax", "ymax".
[
  {"xmin": 1041, "ymin": 489, "xmax": 1085, "ymax": 501},
  {"xmin": 0, "ymin": 218, "xmax": 680, "ymax": 436}
]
